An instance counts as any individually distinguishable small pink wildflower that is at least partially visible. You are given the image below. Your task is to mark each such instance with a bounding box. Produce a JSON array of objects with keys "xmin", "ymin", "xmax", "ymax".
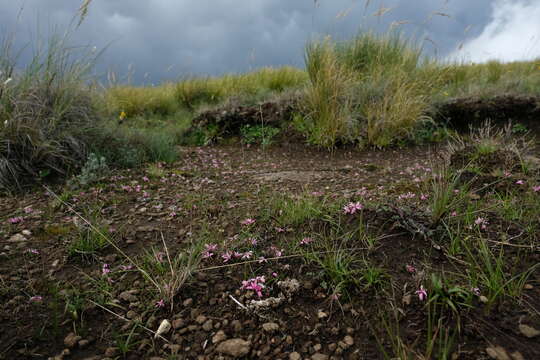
[
  {"xmin": 241, "ymin": 251, "xmax": 253, "ymax": 259},
  {"xmin": 155, "ymin": 252, "xmax": 166, "ymax": 263},
  {"xmin": 516, "ymin": 180, "xmax": 525, "ymax": 185},
  {"xmin": 398, "ymin": 192, "xmax": 416, "ymax": 200},
  {"xmin": 241, "ymin": 218, "xmax": 256, "ymax": 226},
  {"xmin": 471, "ymin": 287, "xmax": 481, "ymax": 296},
  {"xmin": 142, "ymin": 176, "xmax": 150, "ymax": 182},
  {"xmin": 29, "ymin": 295, "xmax": 43, "ymax": 303},
  {"xmin": 300, "ymin": 237, "xmax": 314, "ymax": 245},
  {"xmin": 420, "ymin": 194, "xmax": 429, "ymax": 201},
  {"xmin": 8, "ymin": 217, "xmax": 23, "ymax": 224},
  {"xmin": 155, "ymin": 299, "xmax": 165, "ymax": 308},
  {"xmin": 533, "ymin": 185, "xmax": 540, "ymax": 192},
  {"xmin": 416, "ymin": 285, "xmax": 428, "ymax": 301},
  {"xmin": 269, "ymin": 246, "xmax": 283, "ymax": 257},
  {"xmin": 241, "ymin": 276, "xmax": 266, "ymax": 298},
  {"xmin": 451, "ymin": 211, "xmax": 458, "ymax": 217},
  {"xmin": 248, "ymin": 237, "xmax": 258, "ymax": 246},
  {"xmin": 474, "ymin": 217, "xmax": 489, "ymax": 230},
  {"xmin": 205, "ymin": 244, "xmax": 218, "ymax": 252},
  {"xmin": 233, "ymin": 251, "xmax": 243, "ymax": 259},
  {"xmin": 258, "ymin": 256, "xmax": 268, "ymax": 263},
  {"xmin": 120, "ymin": 264, "xmax": 133, "ymax": 271},
  {"xmin": 24, "ymin": 206, "xmax": 34, "ymax": 214},
  {"xmin": 102, "ymin": 263, "xmax": 111, "ymax": 276},
  {"xmin": 222, "ymin": 251, "xmax": 232, "ymax": 263},
  {"xmin": 405, "ymin": 265, "xmax": 416, "ymax": 274},
  {"xmin": 343, "ymin": 202, "xmax": 363, "ymax": 215},
  {"xmin": 25, "ymin": 248, "xmax": 39, "ymax": 255},
  {"xmin": 275, "ymin": 227, "xmax": 285, "ymax": 233}
]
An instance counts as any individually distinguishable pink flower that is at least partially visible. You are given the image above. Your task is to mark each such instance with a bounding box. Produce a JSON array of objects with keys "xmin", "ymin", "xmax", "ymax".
[
  {"xmin": 474, "ymin": 217, "xmax": 489, "ymax": 230},
  {"xmin": 248, "ymin": 237, "xmax": 258, "ymax": 246},
  {"xmin": 8, "ymin": 217, "xmax": 23, "ymax": 224},
  {"xmin": 142, "ymin": 176, "xmax": 150, "ymax": 182},
  {"xmin": 25, "ymin": 248, "xmax": 39, "ymax": 255},
  {"xmin": 300, "ymin": 237, "xmax": 314, "ymax": 245},
  {"xmin": 120, "ymin": 264, "xmax": 133, "ymax": 271},
  {"xmin": 102, "ymin": 263, "xmax": 111, "ymax": 276},
  {"xmin": 420, "ymin": 194, "xmax": 429, "ymax": 201},
  {"xmin": 272, "ymin": 272, "xmax": 278, "ymax": 277},
  {"xmin": 258, "ymin": 256, "xmax": 268, "ymax": 263},
  {"xmin": 155, "ymin": 252, "xmax": 166, "ymax": 263},
  {"xmin": 241, "ymin": 218, "xmax": 256, "ymax": 226},
  {"xmin": 24, "ymin": 206, "xmax": 34, "ymax": 214},
  {"xmin": 343, "ymin": 202, "xmax": 363, "ymax": 215},
  {"xmin": 451, "ymin": 211, "xmax": 458, "ymax": 217},
  {"xmin": 241, "ymin": 251, "xmax": 253, "ymax": 259},
  {"xmin": 241, "ymin": 276, "xmax": 266, "ymax": 297},
  {"xmin": 233, "ymin": 251, "xmax": 243, "ymax": 259},
  {"xmin": 29, "ymin": 295, "xmax": 43, "ymax": 303},
  {"xmin": 205, "ymin": 244, "xmax": 218, "ymax": 252},
  {"xmin": 471, "ymin": 287, "xmax": 481, "ymax": 296},
  {"xmin": 516, "ymin": 180, "xmax": 525, "ymax": 185},
  {"xmin": 222, "ymin": 251, "xmax": 232, "ymax": 263},
  {"xmin": 269, "ymin": 246, "xmax": 283, "ymax": 257},
  {"xmin": 398, "ymin": 192, "xmax": 416, "ymax": 200},
  {"xmin": 533, "ymin": 186, "xmax": 540, "ymax": 192},
  {"xmin": 416, "ymin": 285, "xmax": 427, "ymax": 301},
  {"xmin": 202, "ymin": 250, "xmax": 214, "ymax": 259},
  {"xmin": 275, "ymin": 227, "xmax": 285, "ymax": 233},
  {"xmin": 405, "ymin": 265, "xmax": 416, "ymax": 274},
  {"xmin": 155, "ymin": 299, "xmax": 165, "ymax": 308}
]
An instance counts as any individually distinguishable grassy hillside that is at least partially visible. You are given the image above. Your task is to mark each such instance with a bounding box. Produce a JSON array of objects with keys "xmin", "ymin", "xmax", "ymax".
[{"xmin": 1, "ymin": 30, "xmax": 540, "ymax": 191}]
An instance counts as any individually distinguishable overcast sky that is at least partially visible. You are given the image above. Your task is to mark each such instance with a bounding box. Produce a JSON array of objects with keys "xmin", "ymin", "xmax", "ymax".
[{"xmin": 1, "ymin": 0, "xmax": 539, "ymax": 84}]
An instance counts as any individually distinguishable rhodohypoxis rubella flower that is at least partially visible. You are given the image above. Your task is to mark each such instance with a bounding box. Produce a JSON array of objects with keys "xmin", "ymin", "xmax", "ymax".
[
  {"xmin": 222, "ymin": 251, "xmax": 232, "ymax": 263},
  {"xmin": 8, "ymin": 217, "xmax": 23, "ymax": 224},
  {"xmin": 102, "ymin": 263, "xmax": 111, "ymax": 276},
  {"xmin": 241, "ymin": 276, "xmax": 266, "ymax": 297},
  {"xmin": 241, "ymin": 218, "xmax": 256, "ymax": 226},
  {"xmin": 533, "ymin": 185, "xmax": 540, "ymax": 192},
  {"xmin": 300, "ymin": 237, "xmax": 314, "ymax": 245},
  {"xmin": 343, "ymin": 202, "xmax": 363, "ymax": 215},
  {"xmin": 29, "ymin": 295, "xmax": 43, "ymax": 303},
  {"xmin": 405, "ymin": 265, "xmax": 416, "ymax": 274},
  {"xmin": 155, "ymin": 299, "xmax": 165, "ymax": 308},
  {"xmin": 474, "ymin": 217, "xmax": 489, "ymax": 230},
  {"xmin": 416, "ymin": 285, "xmax": 427, "ymax": 301}
]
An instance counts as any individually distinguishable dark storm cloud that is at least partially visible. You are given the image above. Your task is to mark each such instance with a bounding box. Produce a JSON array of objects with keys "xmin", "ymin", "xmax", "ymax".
[{"xmin": 1, "ymin": 1, "xmax": 537, "ymax": 84}]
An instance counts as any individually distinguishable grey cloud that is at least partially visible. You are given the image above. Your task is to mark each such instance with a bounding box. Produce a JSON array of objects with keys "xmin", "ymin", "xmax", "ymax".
[{"xmin": 1, "ymin": 0, "xmax": 534, "ymax": 84}]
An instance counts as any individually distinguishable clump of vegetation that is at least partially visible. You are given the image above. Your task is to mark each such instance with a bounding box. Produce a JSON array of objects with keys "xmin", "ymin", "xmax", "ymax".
[
  {"xmin": 0, "ymin": 30, "xmax": 102, "ymax": 192},
  {"xmin": 240, "ymin": 124, "xmax": 280, "ymax": 146},
  {"xmin": 68, "ymin": 153, "xmax": 109, "ymax": 189}
]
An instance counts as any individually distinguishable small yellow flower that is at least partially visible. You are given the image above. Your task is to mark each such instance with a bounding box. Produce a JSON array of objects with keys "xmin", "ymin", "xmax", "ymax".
[{"xmin": 119, "ymin": 111, "xmax": 127, "ymax": 120}]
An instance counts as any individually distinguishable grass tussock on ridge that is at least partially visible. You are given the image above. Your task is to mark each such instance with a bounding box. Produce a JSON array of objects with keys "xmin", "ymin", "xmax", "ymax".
[
  {"xmin": 297, "ymin": 31, "xmax": 540, "ymax": 148},
  {"xmin": 0, "ymin": 30, "xmax": 102, "ymax": 191}
]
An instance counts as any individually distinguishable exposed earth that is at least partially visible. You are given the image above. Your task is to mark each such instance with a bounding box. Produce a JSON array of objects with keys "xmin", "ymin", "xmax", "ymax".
[{"xmin": 1, "ymin": 121, "xmax": 540, "ymax": 359}]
